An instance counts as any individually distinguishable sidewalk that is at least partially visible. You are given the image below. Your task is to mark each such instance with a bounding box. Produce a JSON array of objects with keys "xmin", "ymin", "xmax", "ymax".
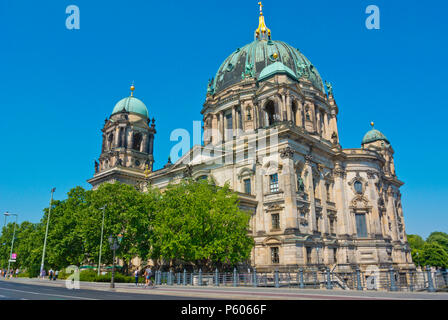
[{"xmin": 2, "ymin": 277, "xmax": 448, "ymax": 300}]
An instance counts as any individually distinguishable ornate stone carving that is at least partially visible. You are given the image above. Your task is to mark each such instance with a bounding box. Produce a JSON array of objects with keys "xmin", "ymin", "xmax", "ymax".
[
  {"xmin": 366, "ymin": 170, "xmax": 377, "ymax": 179},
  {"xmin": 304, "ymin": 154, "xmax": 313, "ymax": 164},
  {"xmin": 280, "ymin": 146, "xmax": 294, "ymax": 159},
  {"xmin": 333, "ymin": 167, "xmax": 346, "ymax": 178}
]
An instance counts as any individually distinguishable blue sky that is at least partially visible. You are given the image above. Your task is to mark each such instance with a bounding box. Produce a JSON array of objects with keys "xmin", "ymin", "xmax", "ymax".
[{"xmin": 0, "ymin": 0, "xmax": 446, "ymax": 238}]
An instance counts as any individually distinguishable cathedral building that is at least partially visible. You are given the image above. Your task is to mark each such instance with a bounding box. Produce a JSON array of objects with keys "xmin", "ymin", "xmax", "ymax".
[{"xmin": 88, "ymin": 4, "xmax": 414, "ymax": 273}]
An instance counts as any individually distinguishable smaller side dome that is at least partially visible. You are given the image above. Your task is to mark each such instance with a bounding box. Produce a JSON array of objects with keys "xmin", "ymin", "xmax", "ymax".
[
  {"xmin": 258, "ymin": 62, "xmax": 298, "ymax": 82},
  {"xmin": 362, "ymin": 125, "xmax": 390, "ymax": 146},
  {"xmin": 112, "ymin": 96, "xmax": 149, "ymax": 118}
]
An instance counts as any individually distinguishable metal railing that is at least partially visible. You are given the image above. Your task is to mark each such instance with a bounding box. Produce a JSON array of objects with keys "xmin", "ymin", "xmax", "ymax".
[{"xmin": 151, "ymin": 267, "xmax": 448, "ymax": 292}]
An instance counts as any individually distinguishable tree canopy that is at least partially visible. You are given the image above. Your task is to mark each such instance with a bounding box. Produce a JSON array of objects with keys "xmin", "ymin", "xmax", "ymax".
[
  {"xmin": 0, "ymin": 180, "xmax": 254, "ymax": 275},
  {"xmin": 407, "ymin": 232, "xmax": 448, "ymax": 269}
]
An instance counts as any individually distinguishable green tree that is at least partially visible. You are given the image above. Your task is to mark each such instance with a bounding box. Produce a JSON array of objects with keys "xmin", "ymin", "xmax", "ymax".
[
  {"xmin": 427, "ymin": 231, "xmax": 448, "ymax": 255},
  {"xmin": 421, "ymin": 242, "xmax": 448, "ymax": 269},
  {"xmin": 407, "ymin": 234, "xmax": 425, "ymax": 250},
  {"xmin": 152, "ymin": 179, "xmax": 254, "ymax": 271},
  {"xmin": 79, "ymin": 182, "xmax": 158, "ymax": 274}
]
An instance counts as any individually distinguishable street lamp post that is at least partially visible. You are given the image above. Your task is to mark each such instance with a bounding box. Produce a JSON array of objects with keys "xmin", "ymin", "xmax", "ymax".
[
  {"xmin": 97, "ymin": 206, "xmax": 106, "ymax": 276},
  {"xmin": 108, "ymin": 234, "xmax": 123, "ymax": 289},
  {"xmin": 108, "ymin": 236, "xmax": 118, "ymax": 288},
  {"xmin": 5, "ymin": 213, "xmax": 18, "ymax": 278},
  {"xmin": 40, "ymin": 188, "xmax": 56, "ymax": 278}
]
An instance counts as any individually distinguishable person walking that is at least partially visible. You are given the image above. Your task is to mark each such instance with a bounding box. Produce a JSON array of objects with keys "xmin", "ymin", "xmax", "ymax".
[
  {"xmin": 15, "ymin": 269, "xmax": 19, "ymax": 278},
  {"xmin": 144, "ymin": 266, "xmax": 152, "ymax": 288},
  {"xmin": 49, "ymin": 268, "xmax": 54, "ymax": 281},
  {"xmin": 134, "ymin": 269, "xmax": 139, "ymax": 287},
  {"xmin": 54, "ymin": 270, "xmax": 59, "ymax": 281}
]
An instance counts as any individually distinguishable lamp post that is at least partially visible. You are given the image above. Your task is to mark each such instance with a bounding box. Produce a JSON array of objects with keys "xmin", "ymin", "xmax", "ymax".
[
  {"xmin": 97, "ymin": 206, "xmax": 106, "ymax": 276},
  {"xmin": 40, "ymin": 188, "xmax": 56, "ymax": 278},
  {"xmin": 108, "ymin": 234, "xmax": 122, "ymax": 289},
  {"xmin": 4, "ymin": 212, "xmax": 18, "ymax": 278}
]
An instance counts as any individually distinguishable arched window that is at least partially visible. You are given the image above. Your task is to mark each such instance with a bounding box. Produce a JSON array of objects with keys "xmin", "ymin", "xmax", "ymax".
[
  {"xmin": 292, "ymin": 101, "xmax": 298, "ymax": 126},
  {"xmin": 133, "ymin": 132, "xmax": 142, "ymax": 151},
  {"xmin": 108, "ymin": 133, "xmax": 114, "ymax": 149},
  {"xmin": 265, "ymin": 101, "xmax": 276, "ymax": 126},
  {"xmin": 246, "ymin": 107, "xmax": 252, "ymax": 120}
]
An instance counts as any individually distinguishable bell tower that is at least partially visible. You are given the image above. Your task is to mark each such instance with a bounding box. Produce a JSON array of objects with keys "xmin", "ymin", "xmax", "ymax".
[{"xmin": 88, "ymin": 85, "xmax": 156, "ymax": 189}]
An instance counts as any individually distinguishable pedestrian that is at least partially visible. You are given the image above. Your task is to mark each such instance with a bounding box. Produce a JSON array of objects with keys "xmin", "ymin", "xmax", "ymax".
[
  {"xmin": 134, "ymin": 269, "xmax": 139, "ymax": 286},
  {"xmin": 15, "ymin": 268, "xmax": 19, "ymax": 278},
  {"xmin": 49, "ymin": 268, "xmax": 54, "ymax": 281},
  {"xmin": 144, "ymin": 266, "xmax": 152, "ymax": 288},
  {"xmin": 54, "ymin": 270, "xmax": 59, "ymax": 281}
]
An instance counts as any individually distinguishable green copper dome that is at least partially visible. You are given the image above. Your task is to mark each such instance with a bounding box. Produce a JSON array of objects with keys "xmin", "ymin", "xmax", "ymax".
[
  {"xmin": 211, "ymin": 39, "xmax": 325, "ymax": 95},
  {"xmin": 112, "ymin": 96, "xmax": 149, "ymax": 118},
  {"xmin": 362, "ymin": 128, "xmax": 390, "ymax": 145}
]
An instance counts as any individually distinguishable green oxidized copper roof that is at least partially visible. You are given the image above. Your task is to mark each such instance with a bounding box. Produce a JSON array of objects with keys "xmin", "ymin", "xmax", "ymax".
[
  {"xmin": 112, "ymin": 96, "xmax": 149, "ymax": 118},
  {"xmin": 259, "ymin": 61, "xmax": 298, "ymax": 81},
  {"xmin": 211, "ymin": 39, "xmax": 325, "ymax": 94},
  {"xmin": 362, "ymin": 128, "xmax": 390, "ymax": 145}
]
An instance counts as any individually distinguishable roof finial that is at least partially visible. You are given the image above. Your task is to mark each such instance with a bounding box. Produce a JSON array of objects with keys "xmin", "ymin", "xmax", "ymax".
[
  {"xmin": 370, "ymin": 121, "xmax": 375, "ymax": 128},
  {"xmin": 130, "ymin": 81, "xmax": 135, "ymax": 97},
  {"xmin": 255, "ymin": 2, "xmax": 271, "ymax": 40}
]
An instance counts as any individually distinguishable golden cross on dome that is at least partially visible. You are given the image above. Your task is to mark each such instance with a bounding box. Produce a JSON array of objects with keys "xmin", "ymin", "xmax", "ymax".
[
  {"xmin": 255, "ymin": 2, "xmax": 271, "ymax": 40},
  {"xmin": 371, "ymin": 121, "xmax": 375, "ymax": 128},
  {"xmin": 130, "ymin": 81, "xmax": 135, "ymax": 96}
]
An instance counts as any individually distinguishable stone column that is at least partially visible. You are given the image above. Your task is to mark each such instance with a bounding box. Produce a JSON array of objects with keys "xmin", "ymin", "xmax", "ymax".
[
  {"xmin": 297, "ymin": 101, "xmax": 303, "ymax": 128},
  {"xmin": 281, "ymin": 95, "xmax": 286, "ymax": 121},
  {"xmin": 286, "ymin": 95, "xmax": 292, "ymax": 122},
  {"xmin": 231, "ymin": 106, "xmax": 236, "ymax": 138},
  {"xmin": 368, "ymin": 174, "xmax": 382, "ymax": 237},
  {"xmin": 255, "ymin": 163, "xmax": 266, "ymax": 234},
  {"xmin": 323, "ymin": 112, "xmax": 329, "ymax": 140},
  {"xmin": 305, "ymin": 156, "xmax": 317, "ymax": 232},
  {"xmin": 316, "ymin": 108, "xmax": 322, "ymax": 136},
  {"xmin": 386, "ymin": 188, "xmax": 399, "ymax": 242},
  {"xmin": 220, "ymin": 111, "xmax": 225, "ymax": 143},
  {"xmin": 333, "ymin": 162, "xmax": 352, "ymax": 236},
  {"xmin": 141, "ymin": 134, "xmax": 148, "ymax": 153},
  {"xmin": 280, "ymin": 147, "xmax": 298, "ymax": 233},
  {"xmin": 321, "ymin": 178, "xmax": 330, "ymax": 235},
  {"xmin": 253, "ymin": 104, "xmax": 258, "ymax": 130},
  {"xmin": 114, "ymin": 127, "xmax": 120, "ymax": 148}
]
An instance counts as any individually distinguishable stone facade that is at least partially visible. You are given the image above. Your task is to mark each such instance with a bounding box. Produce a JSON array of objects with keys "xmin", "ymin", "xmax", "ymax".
[{"xmin": 88, "ymin": 6, "xmax": 414, "ymax": 273}]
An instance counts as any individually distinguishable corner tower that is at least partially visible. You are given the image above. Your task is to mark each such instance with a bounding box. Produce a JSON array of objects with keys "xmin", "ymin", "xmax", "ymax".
[{"xmin": 88, "ymin": 85, "xmax": 156, "ymax": 190}]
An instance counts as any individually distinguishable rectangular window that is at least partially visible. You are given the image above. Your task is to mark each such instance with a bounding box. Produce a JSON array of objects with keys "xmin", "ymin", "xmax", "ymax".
[
  {"xmin": 271, "ymin": 213, "xmax": 280, "ymax": 230},
  {"xmin": 270, "ymin": 173, "xmax": 279, "ymax": 193},
  {"xmin": 329, "ymin": 218, "xmax": 335, "ymax": 234},
  {"xmin": 306, "ymin": 247, "xmax": 312, "ymax": 264},
  {"xmin": 326, "ymin": 183, "xmax": 331, "ymax": 201},
  {"xmin": 356, "ymin": 213, "xmax": 368, "ymax": 238},
  {"xmin": 333, "ymin": 248, "xmax": 338, "ymax": 264},
  {"xmin": 243, "ymin": 178, "xmax": 251, "ymax": 194},
  {"xmin": 271, "ymin": 247, "xmax": 279, "ymax": 264}
]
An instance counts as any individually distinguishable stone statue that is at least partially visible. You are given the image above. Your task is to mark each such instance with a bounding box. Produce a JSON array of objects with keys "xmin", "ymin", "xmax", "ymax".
[
  {"xmin": 297, "ymin": 177, "xmax": 305, "ymax": 193},
  {"xmin": 94, "ymin": 160, "xmax": 99, "ymax": 173},
  {"xmin": 325, "ymin": 81, "xmax": 333, "ymax": 96}
]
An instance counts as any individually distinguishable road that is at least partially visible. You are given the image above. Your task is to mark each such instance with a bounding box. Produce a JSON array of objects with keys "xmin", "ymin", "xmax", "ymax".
[
  {"xmin": 0, "ymin": 278, "xmax": 447, "ymax": 300},
  {"xmin": 0, "ymin": 279, "xmax": 209, "ymax": 300}
]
